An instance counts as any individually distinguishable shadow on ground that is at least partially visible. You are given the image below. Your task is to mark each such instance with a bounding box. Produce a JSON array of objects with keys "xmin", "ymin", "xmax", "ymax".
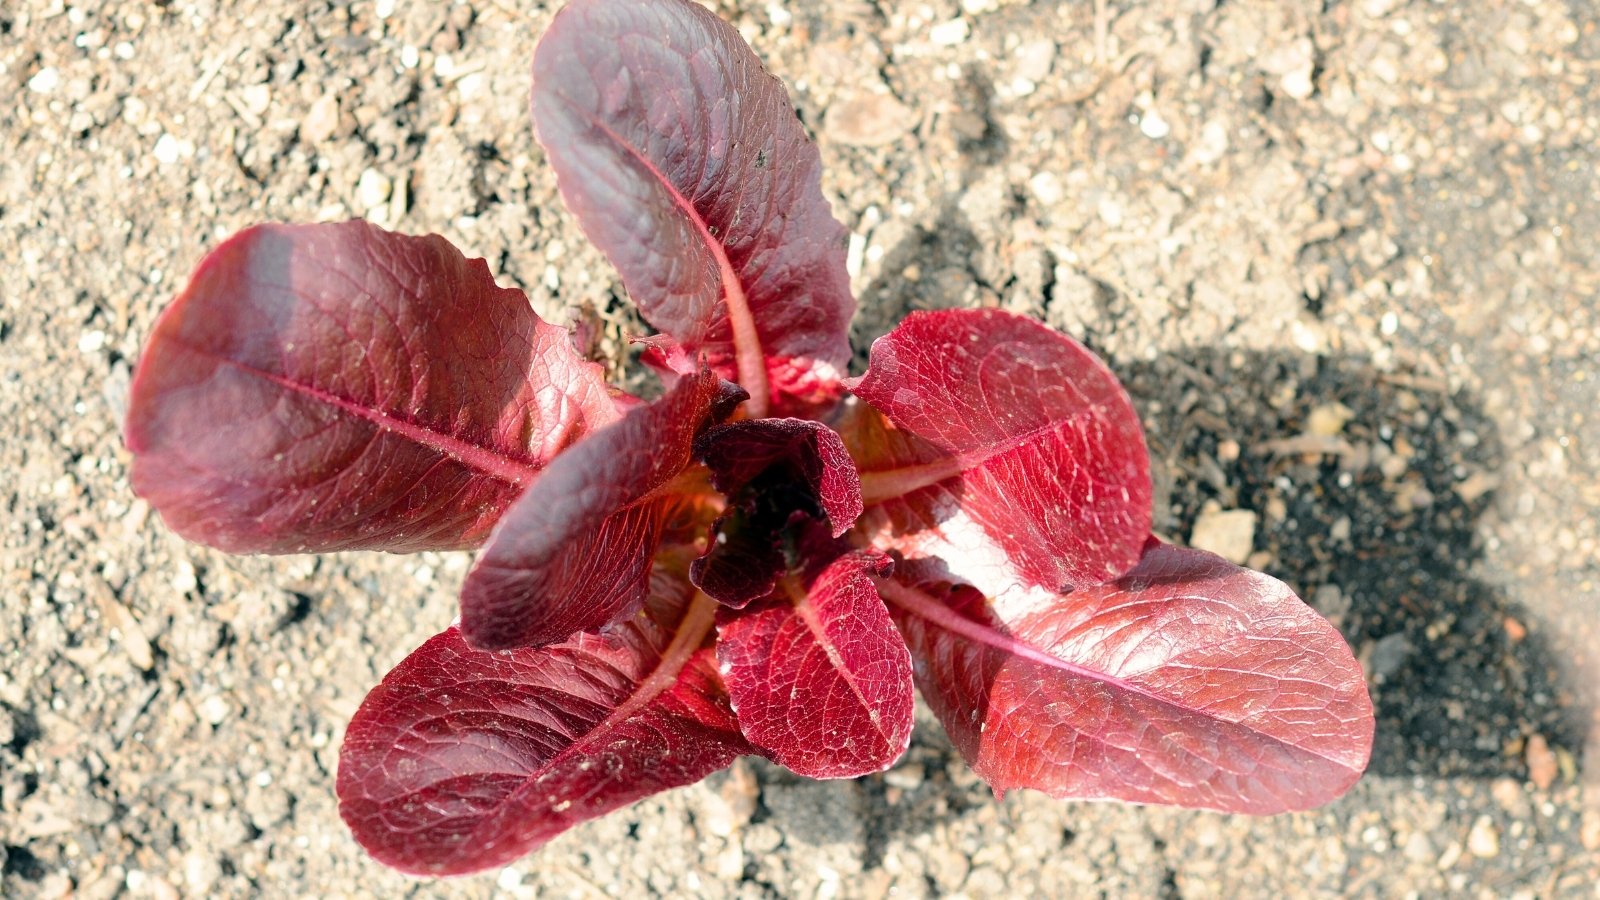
[{"xmin": 1119, "ymin": 348, "xmax": 1580, "ymax": 780}]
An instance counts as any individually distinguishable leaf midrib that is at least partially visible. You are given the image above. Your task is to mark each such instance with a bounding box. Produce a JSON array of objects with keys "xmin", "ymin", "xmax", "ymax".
[
  {"xmin": 171, "ymin": 336, "xmax": 544, "ymax": 487},
  {"xmin": 548, "ymin": 91, "xmax": 772, "ymax": 416},
  {"xmin": 877, "ymin": 578, "xmax": 1359, "ymax": 770}
]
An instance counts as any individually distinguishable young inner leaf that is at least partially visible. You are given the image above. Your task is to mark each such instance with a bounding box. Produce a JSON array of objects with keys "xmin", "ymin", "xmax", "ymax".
[{"xmin": 573, "ymin": 112, "xmax": 772, "ymax": 416}]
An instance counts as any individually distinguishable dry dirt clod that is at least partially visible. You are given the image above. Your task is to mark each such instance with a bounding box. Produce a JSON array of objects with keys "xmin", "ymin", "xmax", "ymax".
[
  {"xmin": 824, "ymin": 90, "xmax": 916, "ymax": 148},
  {"xmin": 1188, "ymin": 508, "xmax": 1257, "ymax": 564}
]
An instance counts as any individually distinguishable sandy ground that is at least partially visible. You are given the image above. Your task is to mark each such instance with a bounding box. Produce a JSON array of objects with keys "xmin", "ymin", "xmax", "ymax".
[{"xmin": 3, "ymin": 0, "xmax": 1598, "ymax": 897}]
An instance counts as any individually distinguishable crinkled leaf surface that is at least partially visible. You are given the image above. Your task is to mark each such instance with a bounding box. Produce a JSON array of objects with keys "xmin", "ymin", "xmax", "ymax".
[
  {"xmin": 849, "ymin": 309, "xmax": 1153, "ymax": 597},
  {"xmin": 337, "ymin": 595, "xmax": 745, "ymax": 876},
  {"xmin": 715, "ymin": 547, "xmax": 913, "ymax": 778},
  {"xmin": 531, "ymin": 0, "xmax": 854, "ymax": 416},
  {"xmin": 125, "ymin": 221, "xmax": 618, "ymax": 554},
  {"xmin": 882, "ymin": 543, "xmax": 1374, "ymax": 814},
  {"xmin": 459, "ymin": 369, "xmax": 738, "ymax": 650}
]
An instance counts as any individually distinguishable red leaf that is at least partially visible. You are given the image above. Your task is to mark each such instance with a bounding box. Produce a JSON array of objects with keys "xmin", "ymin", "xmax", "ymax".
[
  {"xmin": 460, "ymin": 368, "xmax": 737, "ymax": 650},
  {"xmin": 687, "ymin": 503, "xmax": 795, "ymax": 610},
  {"xmin": 690, "ymin": 418, "xmax": 863, "ymax": 607},
  {"xmin": 696, "ymin": 419, "xmax": 862, "ymax": 536},
  {"xmin": 882, "ymin": 543, "xmax": 1375, "ymax": 814},
  {"xmin": 124, "ymin": 221, "xmax": 619, "ymax": 554},
  {"xmin": 848, "ymin": 309, "xmax": 1153, "ymax": 596},
  {"xmin": 531, "ymin": 0, "xmax": 854, "ymax": 417},
  {"xmin": 337, "ymin": 593, "xmax": 746, "ymax": 876},
  {"xmin": 715, "ymin": 548, "xmax": 914, "ymax": 778}
]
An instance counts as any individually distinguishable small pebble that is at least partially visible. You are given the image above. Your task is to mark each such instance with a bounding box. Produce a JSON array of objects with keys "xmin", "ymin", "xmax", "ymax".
[
  {"xmin": 1307, "ymin": 402, "xmax": 1355, "ymax": 437},
  {"xmin": 715, "ymin": 844, "xmax": 744, "ymax": 879},
  {"xmin": 240, "ymin": 83, "xmax": 272, "ymax": 117},
  {"xmin": 1502, "ymin": 616, "xmax": 1527, "ymax": 642},
  {"xmin": 1490, "ymin": 777, "xmax": 1530, "ymax": 817},
  {"xmin": 1029, "ymin": 171, "xmax": 1064, "ymax": 206},
  {"xmin": 172, "ymin": 560, "xmax": 198, "ymax": 593},
  {"xmin": 1402, "ymin": 831, "xmax": 1434, "ymax": 863},
  {"xmin": 1189, "ymin": 508, "xmax": 1257, "ymax": 564},
  {"xmin": 1367, "ymin": 633, "xmax": 1413, "ymax": 680},
  {"xmin": 302, "ymin": 94, "xmax": 341, "ymax": 144},
  {"xmin": 1466, "ymin": 815, "xmax": 1500, "ymax": 858},
  {"xmin": 1435, "ymin": 840, "xmax": 1462, "ymax": 871},
  {"xmin": 884, "ymin": 763, "xmax": 924, "ymax": 790},
  {"xmin": 358, "ymin": 168, "xmax": 392, "ymax": 210},
  {"xmin": 929, "ymin": 18, "xmax": 970, "ymax": 46},
  {"xmin": 1523, "ymin": 734, "xmax": 1557, "ymax": 790},
  {"xmin": 1139, "ymin": 110, "xmax": 1172, "ymax": 140},
  {"xmin": 28, "ymin": 67, "xmax": 61, "ymax": 94},
  {"xmin": 152, "ymin": 134, "xmax": 183, "ymax": 165},
  {"xmin": 199, "ymin": 694, "xmax": 231, "ymax": 725},
  {"xmin": 1580, "ymin": 810, "xmax": 1600, "ymax": 851},
  {"xmin": 1013, "ymin": 40, "xmax": 1057, "ymax": 83}
]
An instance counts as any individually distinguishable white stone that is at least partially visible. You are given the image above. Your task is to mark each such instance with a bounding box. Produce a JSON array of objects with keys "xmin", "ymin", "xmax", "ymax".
[
  {"xmin": 1028, "ymin": 171, "xmax": 1064, "ymax": 206},
  {"xmin": 1467, "ymin": 816, "xmax": 1501, "ymax": 858},
  {"xmin": 929, "ymin": 18, "xmax": 970, "ymax": 46},
  {"xmin": 152, "ymin": 133, "xmax": 184, "ymax": 165},
  {"xmin": 240, "ymin": 83, "xmax": 271, "ymax": 116},
  {"xmin": 455, "ymin": 71, "xmax": 485, "ymax": 99},
  {"xmin": 1139, "ymin": 110, "xmax": 1171, "ymax": 139},
  {"xmin": 357, "ymin": 168, "xmax": 392, "ymax": 210},
  {"xmin": 199, "ymin": 695, "xmax": 231, "ymax": 725},
  {"xmin": 28, "ymin": 67, "xmax": 61, "ymax": 94},
  {"xmin": 1281, "ymin": 68, "xmax": 1315, "ymax": 100},
  {"xmin": 172, "ymin": 561, "xmax": 198, "ymax": 593}
]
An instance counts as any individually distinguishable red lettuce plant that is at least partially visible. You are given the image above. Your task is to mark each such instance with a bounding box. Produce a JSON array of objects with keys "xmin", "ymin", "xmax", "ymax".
[{"xmin": 124, "ymin": 0, "xmax": 1374, "ymax": 877}]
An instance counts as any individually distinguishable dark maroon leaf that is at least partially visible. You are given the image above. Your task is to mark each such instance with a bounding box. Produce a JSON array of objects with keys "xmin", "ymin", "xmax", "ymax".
[
  {"xmin": 124, "ymin": 221, "xmax": 620, "ymax": 554},
  {"xmin": 459, "ymin": 368, "xmax": 739, "ymax": 650},
  {"xmin": 715, "ymin": 547, "xmax": 912, "ymax": 778},
  {"xmin": 882, "ymin": 543, "xmax": 1374, "ymax": 814},
  {"xmin": 696, "ymin": 419, "xmax": 862, "ymax": 535},
  {"xmin": 531, "ymin": 0, "xmax": 854, "ymax": 417},
  {"xmin": 690, "ymin": 418, "xmax": 862, "ymax": 607},
  {"xmin": 688, "ymin": 504, "xmax": 797, "ymax": 609},
  {"xmin": 848, "ymin": 309, "xmax": 1153, "ymax": 597},
  {"xmin": 337, "ymin": 593, "xmax": 746, "ymax": 876}
]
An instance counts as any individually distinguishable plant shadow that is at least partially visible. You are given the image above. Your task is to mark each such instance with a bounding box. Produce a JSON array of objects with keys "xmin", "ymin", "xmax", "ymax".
[{"xmin": 1117, "ymin": 348, "xmax": 1580, "ymax": 781}]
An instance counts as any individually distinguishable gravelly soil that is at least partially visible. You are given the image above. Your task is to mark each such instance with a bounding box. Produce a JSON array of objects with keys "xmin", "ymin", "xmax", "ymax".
[{"xmin": 2, "ymin": 0, "xmax": 1597, "ymax": 897}]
